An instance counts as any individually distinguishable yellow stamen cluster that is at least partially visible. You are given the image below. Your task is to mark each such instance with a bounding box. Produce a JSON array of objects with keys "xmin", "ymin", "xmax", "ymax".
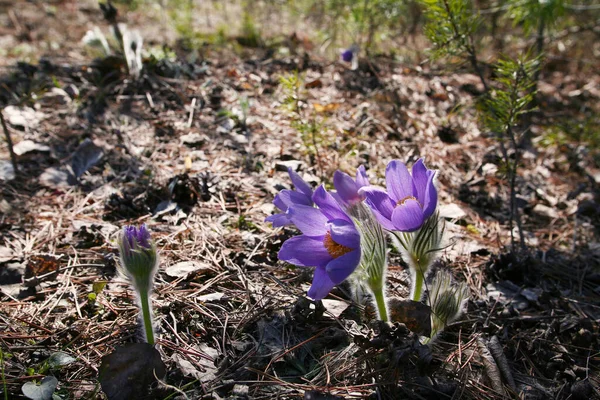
[
  {"xmin": 397, "ymin": 195, "xmax": 418, "ymax": 207},
  {"xmin": 323, "ymin": 231, "xmax": 352, "ymax": 258}
]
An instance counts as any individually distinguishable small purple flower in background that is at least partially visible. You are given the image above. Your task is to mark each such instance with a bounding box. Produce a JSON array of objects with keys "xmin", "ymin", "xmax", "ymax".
[
  {"xmin": 341, "ymin": 48, "xmax": 354, "ymax": 63},
  {"xmin": 278, "ymin": 186, "xmax": 361, "ymax": 300},
  {"xmin": 361, "ymin": 159, "xmax": 437, "ymax": 232},
  {"xmin": 265, "ymin": 168, "xmax": 313, "ymax": 227},
  {"xmin": 333, "ymin": 165, "xmax": 370, "ymax": 206},
  {"xmin": 340, "ymin": 45, "xmax": 359, "ymax": 70}
]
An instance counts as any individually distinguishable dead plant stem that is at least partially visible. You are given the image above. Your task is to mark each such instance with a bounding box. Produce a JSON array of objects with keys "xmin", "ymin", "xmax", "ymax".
[{"xmin": 0, "ymin": 110, "xmax": 18, "ymax": 175}]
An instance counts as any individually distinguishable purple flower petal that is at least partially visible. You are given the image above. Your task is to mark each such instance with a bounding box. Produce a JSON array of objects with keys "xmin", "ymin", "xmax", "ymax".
[
  {"xmin": 312, "ymin": 186, "xmax": 349, "ymax": 222},
  {"xmin": 288, "ymin": 168, "xmax": 313, "ymax": 198},
  {"xmin": 422, "ymin": 173, "xmax": 438, "ymax": 220},
  {"xmin": 137, "ymin": 224, "xmax": 151, "ymax": 248},
  {"xmin": 307, "ymin": 266, "xmax": 336, "ymax": 300},
  {"xmin": 328, "ymin": 219, "xmax": 360, "ymax": 249},
  {"xmin": 391, "ymin": 199, "xmax": 424, "ymax": 232},
  {"xmin": 333, "ymin": 171, "xmax": 359, "ymax": 205},
  {"xmin": 360, "ymin": 186, "xmax": 395, "ymax": 220},
  {"xmin": 326, "ymin": 249, "xmax": 361, "ymax": 284},
  {"xmin": 278, "ymin": 235, "xmax": 331, "ymax": 267},
  {"xmin": 355, "ymin": 165, "xmax": 369, "ymax": 188},
  {"xmin": 265, "ymin": 213, "xmax": 290, "ymax": 227},
  {"xmin": 366, "ymin": 203, "xmax": 397, "ymax": 231},
  {"xmin": 411, "ymin": 159, "xmax": 429, "ymax": 206},
  {"xmin": 287, "ymin": 205, "xmax": 329, "ymax": 237},
  {"xmin": 273, "ymin": 189, "xmax": 312, "ymax": 211},
  {"xmin": 330, "ymin": 191, "xmax": 344, "ymax": 206},
  {"xmin": 386, "ymin": 160, "xmax": 414, "ymax": 202}
]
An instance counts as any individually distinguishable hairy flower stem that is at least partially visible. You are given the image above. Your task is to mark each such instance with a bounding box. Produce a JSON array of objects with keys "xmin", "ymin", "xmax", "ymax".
[
  {"xmin": 349, "ymin": 202, "xmax": 389, "ymax": 322},
  {"xmin": 371, "ymin": 284, "xmax": 389, "ymax": 322},
  {"xmin": 412, "ymin": 269, "xmax": 425, "ymax": 302},
  {"xmin": 138, "ymin": 289, "xmax": 155, "ymax": 345}
]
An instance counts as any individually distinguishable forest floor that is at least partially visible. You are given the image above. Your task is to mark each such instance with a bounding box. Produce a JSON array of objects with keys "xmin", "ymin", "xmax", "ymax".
[{"xmin": 0, "ymin": 1, "xmax": 599, "ymax": 399}]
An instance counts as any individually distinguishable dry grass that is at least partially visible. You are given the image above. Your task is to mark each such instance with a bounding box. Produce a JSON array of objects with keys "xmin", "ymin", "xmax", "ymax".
[{"xmin": 0, "ymin": 1, "xmax": 599, "ymax": 399}]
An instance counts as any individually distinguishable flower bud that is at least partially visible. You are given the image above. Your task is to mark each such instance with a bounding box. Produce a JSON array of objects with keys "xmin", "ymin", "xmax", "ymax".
[
  {"xmin": 433, "ymin": 290, "xmax": 460, "ymax": 325},
  {"xmin": 426, "ymin": 271, "xmax": 468, "ymax": 341},
  {"xmin": 118, "ymin": 224, "xmax": 158, "ymax": 294}
]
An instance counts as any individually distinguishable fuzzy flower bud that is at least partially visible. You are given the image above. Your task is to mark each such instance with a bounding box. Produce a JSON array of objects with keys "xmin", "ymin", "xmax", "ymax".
[
  {"xmin": 426, "ymin": 271, "xmax": 468, "ymax": 342},
  {"xmin": 118, "ymin": 224, "xmax": 158, "ymax": 295},
  {"xmin": 347, "ymin": 201, "xmax": 390, "ymax": 321}
]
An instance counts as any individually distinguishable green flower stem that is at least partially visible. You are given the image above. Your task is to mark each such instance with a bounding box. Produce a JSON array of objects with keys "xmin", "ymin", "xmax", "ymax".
[
  {"xmin": 138, "ymin": 289, "xmax": 155, "ymax": 345},
  {"xmin": 371, "ymin": 284, "xmax": 389, "ymax": 322},
  {"xmin": 412, "ymin": 269, "xmax": 425, "ymax": 302}
]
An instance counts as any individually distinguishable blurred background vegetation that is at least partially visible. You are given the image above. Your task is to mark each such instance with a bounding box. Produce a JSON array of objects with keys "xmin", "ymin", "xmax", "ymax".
[{"xmin": 106, "ymin": 0, "xmax": 600, "ymax": 150}]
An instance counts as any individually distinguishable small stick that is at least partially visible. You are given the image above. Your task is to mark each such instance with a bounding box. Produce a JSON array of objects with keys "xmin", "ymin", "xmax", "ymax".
[
  {"xmin": 0, "ymin": 109, "xmax": 18, "ymax": 175},
  {"xmin": 187, "ymin": 97, "xmax": 197, "ymax": 128}
]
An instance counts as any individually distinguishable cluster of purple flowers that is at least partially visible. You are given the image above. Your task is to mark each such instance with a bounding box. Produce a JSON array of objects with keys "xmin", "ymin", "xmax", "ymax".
[{"xmin": 266, "ymin": 159, "xmax": 438, "ymax": 301}]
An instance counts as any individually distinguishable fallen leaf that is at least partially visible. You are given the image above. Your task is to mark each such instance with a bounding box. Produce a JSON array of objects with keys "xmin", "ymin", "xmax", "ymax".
[
  {"xmin": 13, "ymin": 140, "xmax": 51, "ymax": 156},
  {"xmin": 0, "ymin": 246, "xmax": 14, "ymax": 263},
  {"xmin": 172, "ymin": 354, "xmax": 202, "ymax": 379},
  {"xmin": 48, "ymin": 352, "xmax": 77, "ymax": 369},
  {"xmin": 22, "ymin": 376, "xmax": 58, "ymax": 400},
  {"xmin": 439, "ymin": 203, "xmax": 467, "ymax": 220},
  {"xmin": 172, "ymin": 344, "xmax": 218, "ymax": 383},
  {"xmin": 24, "ymin": 255, "xmax": 60, "ymax": 280},
  {"xmin": 321, "ymin": 299, "xmax": 349, "ymax": 318},
  {"xmin": 197, "ymin": 292, "xmax": 225, "ymax": 302},
  {"xmin": 153, "ymin": 200, "xmax": 178, "ymax": 218},
  {"xmin": 0, "ymin": 262, "xmax": 24, "ymax": 285},
  {"xmin": 164, "ymin": 261, "xmax": 214, "ymax": 278},
  {"xmin": 98, "ymin": 343, "xmax": 166, "ymax": 400},
  {"xmin": 388, "ymin": 298, "xmax": 432, "ymax": 336},
  {"xmin": 0, "ymin": 160, "xmax": 15, "ymax": 181},
  {"xmin": 4, "ymin": 106, "xmax": 43, "ymax": 129},
  {"xmin": 313, "ymin": 102, "xmax": 340, "ymax": 114},
  {"xmin": 38, "ymin": 167, "xmax": 71, "ymax": 189},
  {"xmin": 70, "ymin": 139, "xmax": 104, "ymax": 179},
  {"xmin": 305, "ymin": 79, "xmax": 323, "ymax": 88}
]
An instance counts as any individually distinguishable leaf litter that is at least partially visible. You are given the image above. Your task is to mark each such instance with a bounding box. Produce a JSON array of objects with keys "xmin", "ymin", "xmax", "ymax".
[{"xmin": 0, "ymin": 2, "xmax": 599, "ymax": 400}]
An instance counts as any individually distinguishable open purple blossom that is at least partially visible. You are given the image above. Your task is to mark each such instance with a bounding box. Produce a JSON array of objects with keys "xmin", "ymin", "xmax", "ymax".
[
  {"xmin": 278, "ymin": 185, "xmax": 361, "ymax": 300},
  {"xmin": 361, "ymin": 159, "xmax": 437, "ymax": 232},
  {"xmin": 333, "ymin": 165, "xmax": 370, "ymax": 206},
  {"xmin": 265, "ymin": 168, "xmax": 313, "ymax": 227}
]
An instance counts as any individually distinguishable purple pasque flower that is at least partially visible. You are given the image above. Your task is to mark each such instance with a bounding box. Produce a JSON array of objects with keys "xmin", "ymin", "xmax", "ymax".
[
  {"xmin": 341, "ymin": 48, "xmax": 354, "ymax": 63},
  {"xmin": 333, "ymin": 165, "xmax": 370, "ymax": 206},
  {"xmin": 361, "ymin": 158, "xmax": 437, "ymax": 232},
  {"xmin": 278, "ymin": 185, "xmax": 361, "ymax": 300},
  {"xmin": 265, "ymin": 167, "xmax": 313, "ymax": 227},
  {"xmin": 340, "ymin": 45, "xmax": 359, "ymax": 70},
  {"xmin": 118, "ymin": 224, "xmax": 158, "ymax": 293},
  {"xmin": 123, "ymin": 224, "xmax": 151, "ymax": 252}
]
